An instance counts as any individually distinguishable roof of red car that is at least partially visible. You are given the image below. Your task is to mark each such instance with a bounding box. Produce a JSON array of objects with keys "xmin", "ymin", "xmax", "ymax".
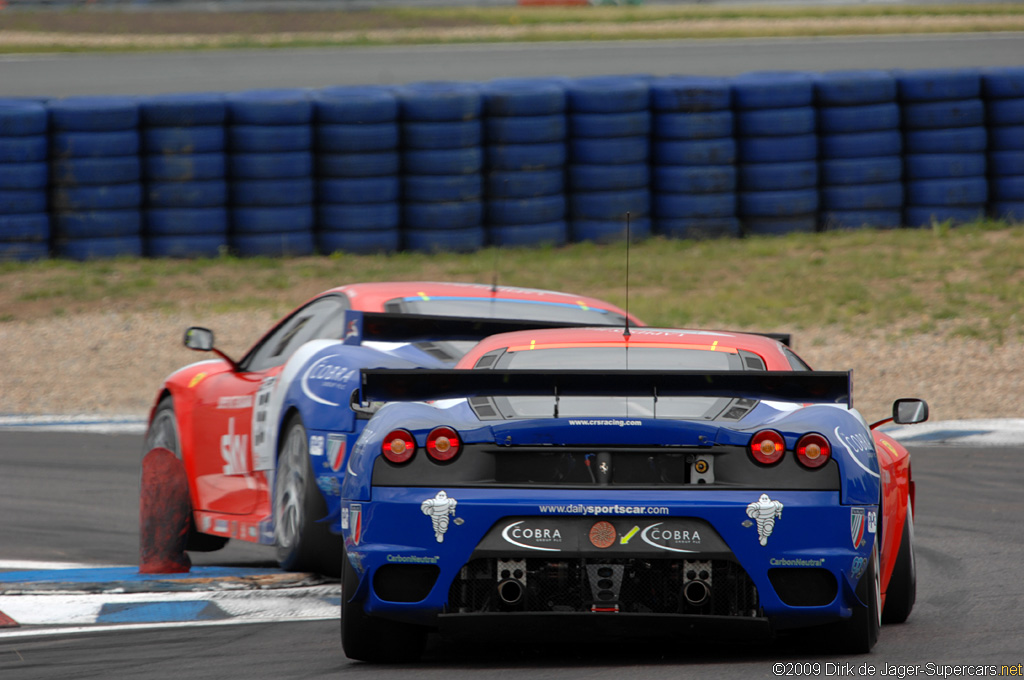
[
  {"xmin": 329, "ymin": 281, "xmax": 641, "ymax": 323},
  {"xmin": 456, "ymin": 326, "xmax": 795, "ymax": 369}
]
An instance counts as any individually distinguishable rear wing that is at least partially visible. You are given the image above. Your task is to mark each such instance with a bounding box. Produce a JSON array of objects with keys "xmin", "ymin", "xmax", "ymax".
[
  {"xmin": 360, "ymin": 369, "xmax": 852, "ymax": 407},
  {"xmin": 341, "ymin": 310, "xmax": 599, "ymax": 345}
]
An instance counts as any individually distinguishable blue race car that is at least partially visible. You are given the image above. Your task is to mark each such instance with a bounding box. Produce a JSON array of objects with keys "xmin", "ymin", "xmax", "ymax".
[{"xmin": 339, "ymin": 326, "xmax": 928, "ymax": 660}]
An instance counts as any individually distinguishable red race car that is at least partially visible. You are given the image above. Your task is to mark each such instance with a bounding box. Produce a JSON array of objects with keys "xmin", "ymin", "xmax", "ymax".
[{"xmin": 143, "ymin": 281, "xmax": 640, "ymax": 574}]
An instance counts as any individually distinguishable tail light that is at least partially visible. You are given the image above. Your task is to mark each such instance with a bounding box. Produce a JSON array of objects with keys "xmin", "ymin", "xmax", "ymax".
[
  {"xmin": 796, "ymin": 433, "xmax": 831, "ymax": 469},
  {"xmin": 426, "ymin": 426, "xmax": 461, "ymax": 463},
  {"xmin": 749, "ymin": 430, "xmax": 785, "ymax": 465},
  {"xmin": 382, "ymin": 429, "xmax": 416, "ymax": 464}
]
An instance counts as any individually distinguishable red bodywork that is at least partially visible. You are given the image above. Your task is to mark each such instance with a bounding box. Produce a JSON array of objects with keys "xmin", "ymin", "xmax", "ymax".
[
  {"xmin": 455, "ymin": 326, "xmax": 914, "ymax": 615},
  {"xmin": 148, "ymin": 282, "xmax": 638, "ymax": 546}
]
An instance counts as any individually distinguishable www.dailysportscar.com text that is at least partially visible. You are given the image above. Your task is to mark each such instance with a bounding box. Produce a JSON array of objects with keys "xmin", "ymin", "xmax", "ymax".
[{"xmin": 772, "ymin": 662, "xmax": 1024, "ymax": 678}]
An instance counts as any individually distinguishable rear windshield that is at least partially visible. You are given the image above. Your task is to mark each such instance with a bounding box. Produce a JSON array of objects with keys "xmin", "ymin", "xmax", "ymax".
[{"xmin": 385, "ymin": 296, "xmax": 628, "ymax": 325}]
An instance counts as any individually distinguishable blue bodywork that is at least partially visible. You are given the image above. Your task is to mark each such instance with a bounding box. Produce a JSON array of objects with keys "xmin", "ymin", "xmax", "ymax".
[{"xmin": 339, "ymin": 371, "xmax": 882, "ymax": 634}]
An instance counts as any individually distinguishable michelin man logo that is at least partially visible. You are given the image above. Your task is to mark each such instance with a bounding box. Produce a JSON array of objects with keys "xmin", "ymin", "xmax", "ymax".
[
  {"xmin": 421, "ymin": 490, "xmax": 458, "ymax": 543},
  {"xmin": 746, "ymin": 494, "xmax": 784, "ymax": 546}
]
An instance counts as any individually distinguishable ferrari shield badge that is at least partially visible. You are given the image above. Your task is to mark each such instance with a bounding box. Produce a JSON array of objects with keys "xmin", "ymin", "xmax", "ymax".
[{"xmin": 851, "ymin": 507, "xmax": 866, "ymax": 548}]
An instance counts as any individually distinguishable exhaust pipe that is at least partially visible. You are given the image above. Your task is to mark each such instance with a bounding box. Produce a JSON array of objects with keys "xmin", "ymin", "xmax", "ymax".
[
  {"xmin": 683, "ymin": 580, "xmax": 711, "ymax": 607},
  {"xmin": 497, "ymin": 579, "xmax": 525, "ymax": 606}
]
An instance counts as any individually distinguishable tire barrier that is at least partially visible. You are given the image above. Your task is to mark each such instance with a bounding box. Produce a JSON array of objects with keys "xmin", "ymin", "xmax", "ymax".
[
  {"xmin": 0, "ymin": 99, "xmax": 50, "ymax": 262},
  {"xmin": 651, "ymin": 76, "xmax": 739, "ymax": 240},
  {"xmin": 983, "ymin": 67, "xmax": 1024, "ymax": 222},
  {"xmin": 733, "ymin": 72, "xmax": 818, "ymax": 237},
  {"xmin": 227, "ymin": 89, "xmax": 315, "ymax": 257},
  {"xmin": 566, "ymin": 76, "xmax": 651, "ymax": 243},
  {"xmin": 817, "ymin": 70, "xmax": 903, "ymax": 231},
  {"xmin": 398, "ymin": 81, "xmax": 485, "ymax": 253},
  {"xmin": 896, "ymin": 69, "xmax": 987, "ymax": 228},
  {"xmin": 48, "ymin": 96, "xmax": 143, "ymax": 260},
  {"xmin": 315, "ymin": 86, "xmax": 401, "ymax": 255},
  {"xmin": 6, "ymin": 68, "xmax": 1024, "ymax": 261},
  {"xmin": 482, "ymin": 78, "xmax": 568, "ymax": 247},
  {"xmin": 141, "ymin": 92, "xmax": 228, "ymax": 258}
]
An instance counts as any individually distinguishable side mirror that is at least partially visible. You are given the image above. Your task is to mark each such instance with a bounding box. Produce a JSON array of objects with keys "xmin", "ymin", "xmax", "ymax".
[
  {"xmin": 184, "ymin": 327, "xmax": 215, "ymax": 352},
  {"xmin": 893, "ymin": 398, "xmax": 929, "ymax": 425}
]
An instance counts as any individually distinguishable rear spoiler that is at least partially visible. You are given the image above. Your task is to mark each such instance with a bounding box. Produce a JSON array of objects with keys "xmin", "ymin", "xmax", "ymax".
[
  {"xmin": 360, "ymin": 369, "xmax": 852, "ymax": 407},
  {"xmin": 341, "ymin": 310, "xmax": 599, "ymax": 345}
]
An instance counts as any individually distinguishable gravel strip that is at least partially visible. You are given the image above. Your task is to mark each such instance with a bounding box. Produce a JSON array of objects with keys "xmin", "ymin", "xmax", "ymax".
[{"xmin": 0, "ymin": 310, "xmax": 1014, "ymax": 424}]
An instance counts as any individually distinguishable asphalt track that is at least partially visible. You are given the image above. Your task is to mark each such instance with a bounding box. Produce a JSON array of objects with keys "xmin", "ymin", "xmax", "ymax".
[
  {"xmin": 1, "ymin": 430, "xmax": 1023, "ymax": 678},
  {"xmin": 0, "ymin": 33, "xmax": 1022, "ymax": 97}
]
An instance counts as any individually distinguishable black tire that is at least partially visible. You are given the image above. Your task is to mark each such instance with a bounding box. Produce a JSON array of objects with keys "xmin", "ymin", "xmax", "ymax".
[
  {"xmin": 226, "ymin": 89, "xmax": 313, "ymax": 126},
  {"xmin": 274, "ymin": 415, "xmax": 341, "ymax": 575},
  {"xmin": 841, "ymin": 541, "xmax": 881, "ymax": 653},
  {"xmin": 731, "ymin": 71, "xmax": 814, "ymax": 110},
  {"xmin": 143, "ymin": 396, "xmax": 229, "ymax": 552},
  {"xmin": 49, "ymin": 96, "xmax": 139, "ymax": 132},
  {"xmin": 228, "ymin": 125, "xmax": 313, "ymax": 154},
  {"xmin": 814, "ymin": 70, "xmax": 896, "ymax": 106},
  {"xmin": 649, "ymin": 76, "xmax": 731, "ymax": 113},
  {"xmin": 314, "ymin": 86, "xmax": 398, "ymax": 124},
  {"xmin": 142, "ymin": 126, "xmax": 225, "ymax": 155},
  {"xmin": 894, "ymin": 68, "xmax": 980, "ymax": 102},
  {"xmin": 902, "ymin": 99, "xmax": 984, "ymax": 130},
  {"xmin": 139, "ymin": 92, "xmax": 227, "ymax": 127},
  {"xmin": 341, "ymin": 552, "xmax": 427, "ymax": 663},
  {"xmin": 882, "ymin": 505, "xmax": 917, "ymax": 624}
]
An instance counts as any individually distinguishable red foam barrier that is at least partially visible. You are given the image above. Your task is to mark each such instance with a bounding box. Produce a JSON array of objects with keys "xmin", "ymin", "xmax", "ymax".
[{"xmin": 139, "ymin": 447, "xmax": 192, "ymax": 574}]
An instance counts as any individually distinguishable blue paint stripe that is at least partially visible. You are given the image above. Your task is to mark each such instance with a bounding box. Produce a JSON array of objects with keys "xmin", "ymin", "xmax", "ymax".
[
  {"xmin": 0, "ymin": 566, "xmax": 281, "ymax": 584},
  {"xmin": 97, "ymin": 601, "xmax": 228, "ymax": 624}
]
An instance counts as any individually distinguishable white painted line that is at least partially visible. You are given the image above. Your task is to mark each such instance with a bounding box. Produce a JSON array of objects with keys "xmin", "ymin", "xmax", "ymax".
[
  {"xmin": 0, "ymin": 560, "xmax": 122, "ymax": 571},
  {"xmin": 0, "ymin": 615, "xmax": 339, "ymax": 640},
  {"xmin": 0, "ymin": 415, "xmax": 147, "ymax": 434}
]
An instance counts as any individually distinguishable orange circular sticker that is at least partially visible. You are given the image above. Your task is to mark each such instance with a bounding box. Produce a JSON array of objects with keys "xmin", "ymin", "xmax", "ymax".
[{"xmin": 589, "ymin": 521, "xmax": 617, "ymax": 549}]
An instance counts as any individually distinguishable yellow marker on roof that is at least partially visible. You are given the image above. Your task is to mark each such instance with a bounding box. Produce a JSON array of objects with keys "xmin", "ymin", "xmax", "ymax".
[
  {"xmin": 530, "ymin": 339, "xmax": 536, "ymax": 350},
  {"xmin": 189, "ymin": 372, "xmax": 207, "ymax": 389},
  {"xmin": 576, "ymin": 301, "xmax": 590, "ymax": 311},
  {"xmin": 418, "ymin": 292, "xmax": 430, "ymax": 301},
  {"xmin": 711, "ymin": 341, "xmax": 719, "ymax": 351}
]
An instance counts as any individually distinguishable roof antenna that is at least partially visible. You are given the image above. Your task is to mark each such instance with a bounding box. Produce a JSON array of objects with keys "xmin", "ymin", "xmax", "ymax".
[{"xmin": 624, "ymin": 211, "xmax": 631, "ymax": 340}]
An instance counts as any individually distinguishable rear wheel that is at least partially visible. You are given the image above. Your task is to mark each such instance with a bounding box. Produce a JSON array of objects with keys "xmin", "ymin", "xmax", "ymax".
[
  {"xmin": 143, "ymin": 395, "xmax": 228, "ymax": 552},
  {"xmin": 274, "ymin": 415, "xmax": 342, "ymax": 575},
  {"xmin": 341, "ymin": 554, "xmax": 427, "ymax": 663},
  {"xmin": 882, "ymin": 504, "xmax": 917, "ymax": 624},
  {"xmin": 841, "ymin": 541, "xmax": 881, "ymax": 653}
]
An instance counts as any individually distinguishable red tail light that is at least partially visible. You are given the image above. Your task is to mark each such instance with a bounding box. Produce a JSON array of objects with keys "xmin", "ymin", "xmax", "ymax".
[
  {"xmin": 749, "ymin": 430, "xmax": 785, "ymax": 465},
  {"xmin": 426, "ymin": 426, "xmax": 461, "ymax": 463},
  {"xmin": 382, "ymin": 429, "xmax": 416, "ymax": 464},
  {"xmin": 796, "ymin": 433, "xmax": 831, "ymax": 469}
]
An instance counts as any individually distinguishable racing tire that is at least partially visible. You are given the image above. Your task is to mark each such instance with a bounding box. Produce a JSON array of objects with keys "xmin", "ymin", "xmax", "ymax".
[
  {"xmin": 821, "ymin": 157, "xmax": 902, "ymax": 186},
  {"xmin": 229, "ymin": 151, "xmax": 312, "ymax": 180},
  {"xmin": 143, "ymin": 153, "xmax": 226, "ymax": 182},
  {"xmin": 566, "ymin": 76, "xmax": 649, "ymax": 114},
  {"xmin": 568, "ymin": 136, "xmax": 648, "ymax": 165},
  {"xmin": 0, "ymin": 100, "xmax": 48, "ymax": 136},
  {"xmin": 143, "ymin": 396, "xmax": 230, "ymax": 553},
  {"xmin": 341, "ymin": 553, "xmax": 427, "ymax": 663},
  {"xmin": 731, "ymin": 71, "xmax": 814, "ymax": 110},
  {"xmin": 817, "ymin": 103, "xmax": 900, "ymax": 134},
  {"xmin": 737, "ymin": 161, "xmax": 817, "ymax": 192},
  {"xmin": 142, "ymin": 126, "xmax": 225, "ymax": 155},
  {"xmin": 653, "ymin": 165, "xmax": 736, "ymax": 194},
  {"xmin": 484, "ymin": 143, "xmax": 564, "ymax": 172},
  {"xmin": 397, "ymin": 81, "xmax": 482, "ymax": 122},
  {"xmin": 226, "ymin": 89, "xmax": 313, "ymax": 126},
  {"xmin": 314, "ymin": 86, "xmax": 398, "ymax": 124},
  {"xmin": 649, "ymin": 76, "xmax": 731, "ymax": 113},
  {"xmin": 481, "ymin": 78, "xmax": 567, "ymax": 117},
  {"xmin": 228, "ymin": 125, "xmax": 313, "ymax": 154},
  {"xmin": 49, "ymin": 96, "xmax": 139, "ymax": 132},
  {"xmin": 52, "ymin": 131, "xmax": 140, "ymax": 159},
  {"xmin": 146, "ymin": 234, "xmax": 226, "ymax": 259},
  {"xmin": 0, "ymin": 241, "xmax": 49, "ymax": 262},
  {"xmin": 652, "ymin": 138, "xmax": 736, "ymax": 166},
  {"xmin": 894, "ymin": 68, "xmax": 980, "ymax": 102},
  {"xmin": 990, "ymin": 126, "xmax": 1024, "ymax": 151},
  {"xmin": 0, "ymin": 135, "xmax": 47, "ymax": 163},
  {"xmin": 317, "ymin": 151, "xmax": 400, "ymax": 178},
  {"xmin": 316, "ymin": 123, "xmax": 399, "ymax": 153},
  {"xmin": 402, "ymin": 120, "xmax": 482, "ymax": 150},
  {"xmin": 568, "ymin": 163, "xmax": 649, "ymax": 192},
  {"xmin": 51, "ymin": 156, "xmax": 141, "ymax": 186},
  {"xmin": 737, "ymin": 134, "xmax": 817, "ymax": 164},
  {"xmin": 982, "ymin": 67, "xmax": 1024, "ymax": 99},
  {"xmin": 653, "ymin": 111, "xmax": 733, "ymax": 141},
  {"xmin": 139, "ymin": 92, "xmax": 227, "ymax": 127},
  {"xmin": 487, "ymin": 220, "xmax": 567, "ymax": 247},
  {"xmin": 483, "ymin": 114, "xmax": 566, "ymax": 145},
  {"xmin": 902, "ymin": 99, "xmax": 984, "ymax": 130},
  {"xmin": 735, "ymin": 106, "xmax": 815, "ymax": 137},
  {"xmin": 569, "ymin": 111, "xmax": 651, "ymax": 138},
  {"xmin": 983, "ymin": 98, "xmax": 1024, "ymax": 127},
  {"xmin": 274, "ymin": 416, "xmax": 342, "ymax": 576},
  {"xmin": 839, "ymin": 541, "xmax": 881, "ymax": 653},
  {"xmin": 813, "ymin": 70, "xmax": 896, "ymax": 106},
  {"xmin": 882, "ymin": 504, "xmax": 917, "ymax": 624},
  {"xmin": 903, "ymin": 127, "xmax": 986, "ymax": 154}
]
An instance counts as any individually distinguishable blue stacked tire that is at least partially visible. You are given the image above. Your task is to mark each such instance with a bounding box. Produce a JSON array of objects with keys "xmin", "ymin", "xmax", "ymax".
[
  {"xmin": 896, "ymin": 69, "xmax": 986, "ymax": 228},
  {"xmin": 0, "ymin": 100, "xmax": 49, "ymax": 261},
  {"xmin": 732, "ymin": 72, "xmax": 818, "ymax": 236},
  {"xmin": 48, "ymin": 96, "xmax": 142, "ymax": 260},
  {"xmin": 566, "ymin": 76, "xmax": 651, "ymax": 244},
  {"xmin": 399, "ymin": 82, "xmax": 484, "ymax": 253},
  {"xmin": 816, "ymin": 70, "xmax": 903, "ymax": 230},
  {"xmin": 983, "ymin": 67, "xmax": 1024, "ymax": 223},
  {"xmin": 227, "ymin": 89, "xmax": 314, "ymax": 257},
  {"xmin": 140, "ymin": 93, "xmax": 228, "ymax": 258},
  {"xmin": 650, "ymin": 76, "xmax": 738, "ymax": 240},
  {"xmin": 314, "ymin": 86, "xmax": 400, "ymax": 254},
  {"xmin": 482, "ymin": 78, "xmax": 568, "ymax": 247}
]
